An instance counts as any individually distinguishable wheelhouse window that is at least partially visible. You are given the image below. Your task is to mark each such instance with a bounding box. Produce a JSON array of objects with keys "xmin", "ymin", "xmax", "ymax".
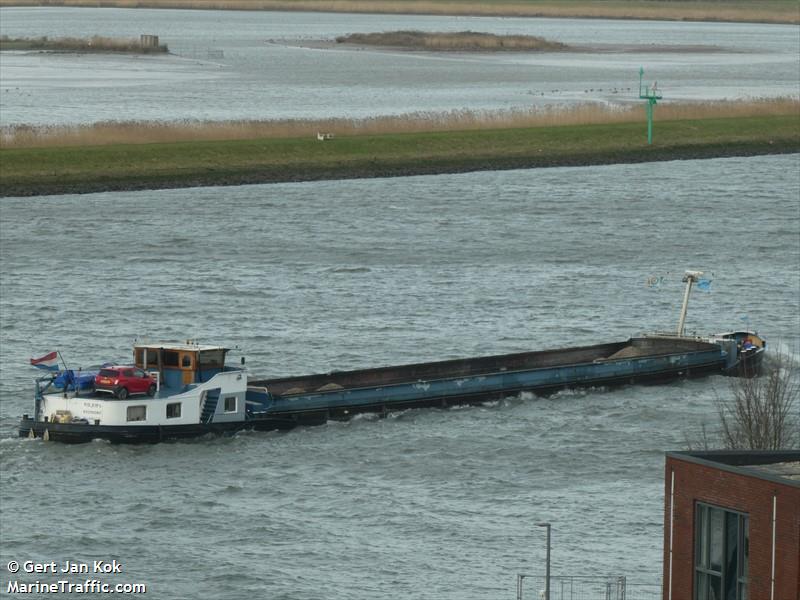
[
  {"xmin": 163, "ymin": 351, "xmax": 179, "ymax": 367},
  {"xmin": 134, "ymin": 348, "xmax": 159, "ymax": 368},
  {"xmin": 695, "ymin": 503, "xmax": 749, "ymax": 600},
  {"xmin": 224, "ymin": 396, "xmax": 236, "ymax": 412},
  {"xmin": 199, "ymin": 349, "xmax": 226, "ymax": 369},
  {"xmin": 166, "ymin": 403, "xmax": 181, "ymax": 419},
  {"xmin": 181, "ymin": 354, "xmax": 192, "ymax": 368},
  {"xmin": 126, "ymin": 406, "xmax": 147, "ymax": 422}
]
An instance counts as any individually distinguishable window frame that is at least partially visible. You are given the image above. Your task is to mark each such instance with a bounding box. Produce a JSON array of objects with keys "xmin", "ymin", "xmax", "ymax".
[
  {"xmin": 223, "ymin": 396, "xmax": 237, "ymax": 413},
  {"xmin": 166, "ymin": 402, "xmax": 181, "ymax": 419},
  {"xmin": 126, "ymin": 405, "xmax": 147, "ymax": 422},
  {"xmin": 695, "ymin": 502, "xmax": 749, "ymax": 600}
]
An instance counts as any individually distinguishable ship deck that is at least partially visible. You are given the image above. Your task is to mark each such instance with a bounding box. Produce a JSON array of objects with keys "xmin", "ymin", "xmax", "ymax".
[{"xmin": 251, "ymin": 336, "xmax": 720, "ymax": 397}]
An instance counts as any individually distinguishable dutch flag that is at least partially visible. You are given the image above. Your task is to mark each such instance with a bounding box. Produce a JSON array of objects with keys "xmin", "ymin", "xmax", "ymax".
[{"xmin": 30, "ymin": 351, "xmax": 59, "ymax": 371}]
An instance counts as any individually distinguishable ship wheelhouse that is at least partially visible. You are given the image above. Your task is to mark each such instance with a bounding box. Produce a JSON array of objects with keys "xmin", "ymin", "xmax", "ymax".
[{"xmin": 133, "ymin": 342, "xmax": 231, "ymax": 390}]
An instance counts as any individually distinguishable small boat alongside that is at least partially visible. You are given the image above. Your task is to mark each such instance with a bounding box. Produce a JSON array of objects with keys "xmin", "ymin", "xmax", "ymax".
[{"xmin": 18, "ymin": 271, "xmax": 765, "ymax": 444}]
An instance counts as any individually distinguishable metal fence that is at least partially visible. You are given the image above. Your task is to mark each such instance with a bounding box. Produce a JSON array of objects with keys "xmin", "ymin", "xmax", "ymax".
[
  {"xmin": 172, "ymin": 47, "xmax": 225, "ymax": 60},
  {"xmin": 624, "ymin": 583, "xmax": 664, "ymax": 600},
  {"xmin": 516, "ymin": 575, "xmax": 662, "ymax": 600}
]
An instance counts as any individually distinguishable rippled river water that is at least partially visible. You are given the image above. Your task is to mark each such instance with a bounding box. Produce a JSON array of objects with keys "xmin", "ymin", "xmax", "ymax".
[
  {"xmin": 1, "ymin": 7, "xmax": 799, "ymax": 125},
  {"xmin": 1, "ymin": 155, "xmax": 799, "ymax": 598}
]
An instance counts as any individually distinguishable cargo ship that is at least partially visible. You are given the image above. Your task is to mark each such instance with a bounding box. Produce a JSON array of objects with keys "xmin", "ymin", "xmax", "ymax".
[{"xmin": 18, "ymin": 271, "xmax": 765, "ymax": 444}]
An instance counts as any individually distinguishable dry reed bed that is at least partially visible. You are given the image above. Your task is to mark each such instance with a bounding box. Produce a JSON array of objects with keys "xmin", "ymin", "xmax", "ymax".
[
  {"xmin": 336, "ymin": 31, "xmax": 567, "ymax": 51},
  {"xmin": 2, "ymin": 99, "xmax": 798, "ymax": 149},
  {"xmin": 0, "ymin": 0, "xmax": 797, "ymax": 24},
  {"xmin": 0, "ymin": 34, "xmax": 168, "ymax": 53}
]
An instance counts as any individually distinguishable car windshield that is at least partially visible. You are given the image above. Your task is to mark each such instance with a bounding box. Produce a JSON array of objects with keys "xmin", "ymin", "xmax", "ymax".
[{"xmin": 98, "ymin": 369, "xmax": 118, "ymax": 377}]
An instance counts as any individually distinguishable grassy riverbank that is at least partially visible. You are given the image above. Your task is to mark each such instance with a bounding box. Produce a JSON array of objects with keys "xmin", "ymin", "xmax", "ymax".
[
  {"xmin": 0, "ymin": 35, "xmax": 168, "ymax": 53},
  {"xmin": 1, "ymin": 115, "xmax": 798, "ymax": 197},
  {"xmin": 0, "ymin": 0, "xmax": 797, "ymax": 24}
]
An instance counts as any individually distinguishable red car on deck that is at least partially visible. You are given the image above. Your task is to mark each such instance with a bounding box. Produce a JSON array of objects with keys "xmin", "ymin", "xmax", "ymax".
[{"xmin": 94, "ymin": 366, "xmax": 156, "ymax": 399}]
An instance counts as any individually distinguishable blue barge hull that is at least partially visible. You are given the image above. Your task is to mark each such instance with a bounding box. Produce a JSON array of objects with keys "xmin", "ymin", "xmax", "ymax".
[{"xmin": 245, "ymin": 336, "xmax": 735, "ymax": 427}]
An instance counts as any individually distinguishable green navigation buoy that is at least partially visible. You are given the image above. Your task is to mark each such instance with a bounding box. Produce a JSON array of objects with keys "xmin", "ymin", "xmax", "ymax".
[{"xmin": 639, "ymin": 67, "xmax": 662, "ymax": 145}]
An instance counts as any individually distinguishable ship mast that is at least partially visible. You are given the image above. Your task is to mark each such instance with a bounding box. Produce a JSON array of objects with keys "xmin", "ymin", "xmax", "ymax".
[{"xmin": 677, "ymin": 270, "xmax": 704, "ymax": 337}]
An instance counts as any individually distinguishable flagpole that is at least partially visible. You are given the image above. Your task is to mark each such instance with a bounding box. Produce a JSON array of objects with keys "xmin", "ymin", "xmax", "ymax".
[{"xmin": 57, "ymin": 351, "xmax": 69, "ymax": 372}]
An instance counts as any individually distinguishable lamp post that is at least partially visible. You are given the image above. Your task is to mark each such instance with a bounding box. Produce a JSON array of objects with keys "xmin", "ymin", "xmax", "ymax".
[{"xmin": 536, "ymin": 523, "xmax": 551, "ymax": 600}]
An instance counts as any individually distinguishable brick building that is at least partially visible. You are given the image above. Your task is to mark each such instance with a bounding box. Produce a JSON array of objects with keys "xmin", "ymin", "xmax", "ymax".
[{"xmin": 662, "ymin": 450, "xmax": 800, "ymax": 600}]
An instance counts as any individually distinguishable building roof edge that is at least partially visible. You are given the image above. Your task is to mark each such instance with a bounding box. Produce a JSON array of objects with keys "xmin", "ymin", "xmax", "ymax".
[{"xmin": 665, "ymin": 450, "xmax": 800, "ymax": 489}]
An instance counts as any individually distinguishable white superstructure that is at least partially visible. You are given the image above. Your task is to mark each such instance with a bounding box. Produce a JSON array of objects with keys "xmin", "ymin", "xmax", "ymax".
[{"xmin": 34, "ymin": 342, "xmax": 249, "ymax": 428}]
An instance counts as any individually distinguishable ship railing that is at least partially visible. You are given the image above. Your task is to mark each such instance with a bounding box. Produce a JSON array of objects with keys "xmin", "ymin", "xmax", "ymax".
[
  {"xmin": 245, "ymin": 386, "xmax": 272, "ymax": 416},
  {"xmin": 34, "ymin": 374, "xmax": 57, "ymax": 420},
  {"xmin": 247, "ymin": 385, "xmax": 270, "ymax": 398},
  {"xmin": 146, "ymin": 369, "xmax": 161, "ymax": 393},
  {"xmin": 645, "ymin": 329, "xmax": 706, "ymax": 340},
  {"xmin": 34, "ymin": 374, "xmax": 57, "ymax": 399}
]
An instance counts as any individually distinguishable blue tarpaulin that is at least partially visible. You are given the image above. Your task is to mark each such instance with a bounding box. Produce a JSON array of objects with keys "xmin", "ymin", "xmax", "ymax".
[{"xmin": 53, "ymin": 370, "xmax": 97, "ymax": 391}]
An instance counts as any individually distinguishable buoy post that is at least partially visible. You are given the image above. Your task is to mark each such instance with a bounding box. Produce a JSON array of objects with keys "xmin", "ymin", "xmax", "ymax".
[{"xmin": 639, "ymin": 67, "xmax": 663, "ymax": 145}]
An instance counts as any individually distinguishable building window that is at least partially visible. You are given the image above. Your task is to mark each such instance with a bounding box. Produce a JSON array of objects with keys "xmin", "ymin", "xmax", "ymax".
[
  {"xmin": 126, "ymin": 405, "xmax": 147, "ymax": 422},
  {"xmin": 224, "ymin": 396, "xmax": 236, "ymax": 412},
  {"xmin": 166, "ymin": 403, "xmax": 181, "ymax": 419},
  {"xmin": 695, "ymin": 503, "xmax": 749, "ymax": 600}
]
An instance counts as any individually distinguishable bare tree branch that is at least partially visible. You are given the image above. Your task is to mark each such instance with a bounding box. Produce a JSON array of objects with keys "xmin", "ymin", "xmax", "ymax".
[{"xmin": 715, "ymin": 348, "xmax": 799, "ymax": 450}]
